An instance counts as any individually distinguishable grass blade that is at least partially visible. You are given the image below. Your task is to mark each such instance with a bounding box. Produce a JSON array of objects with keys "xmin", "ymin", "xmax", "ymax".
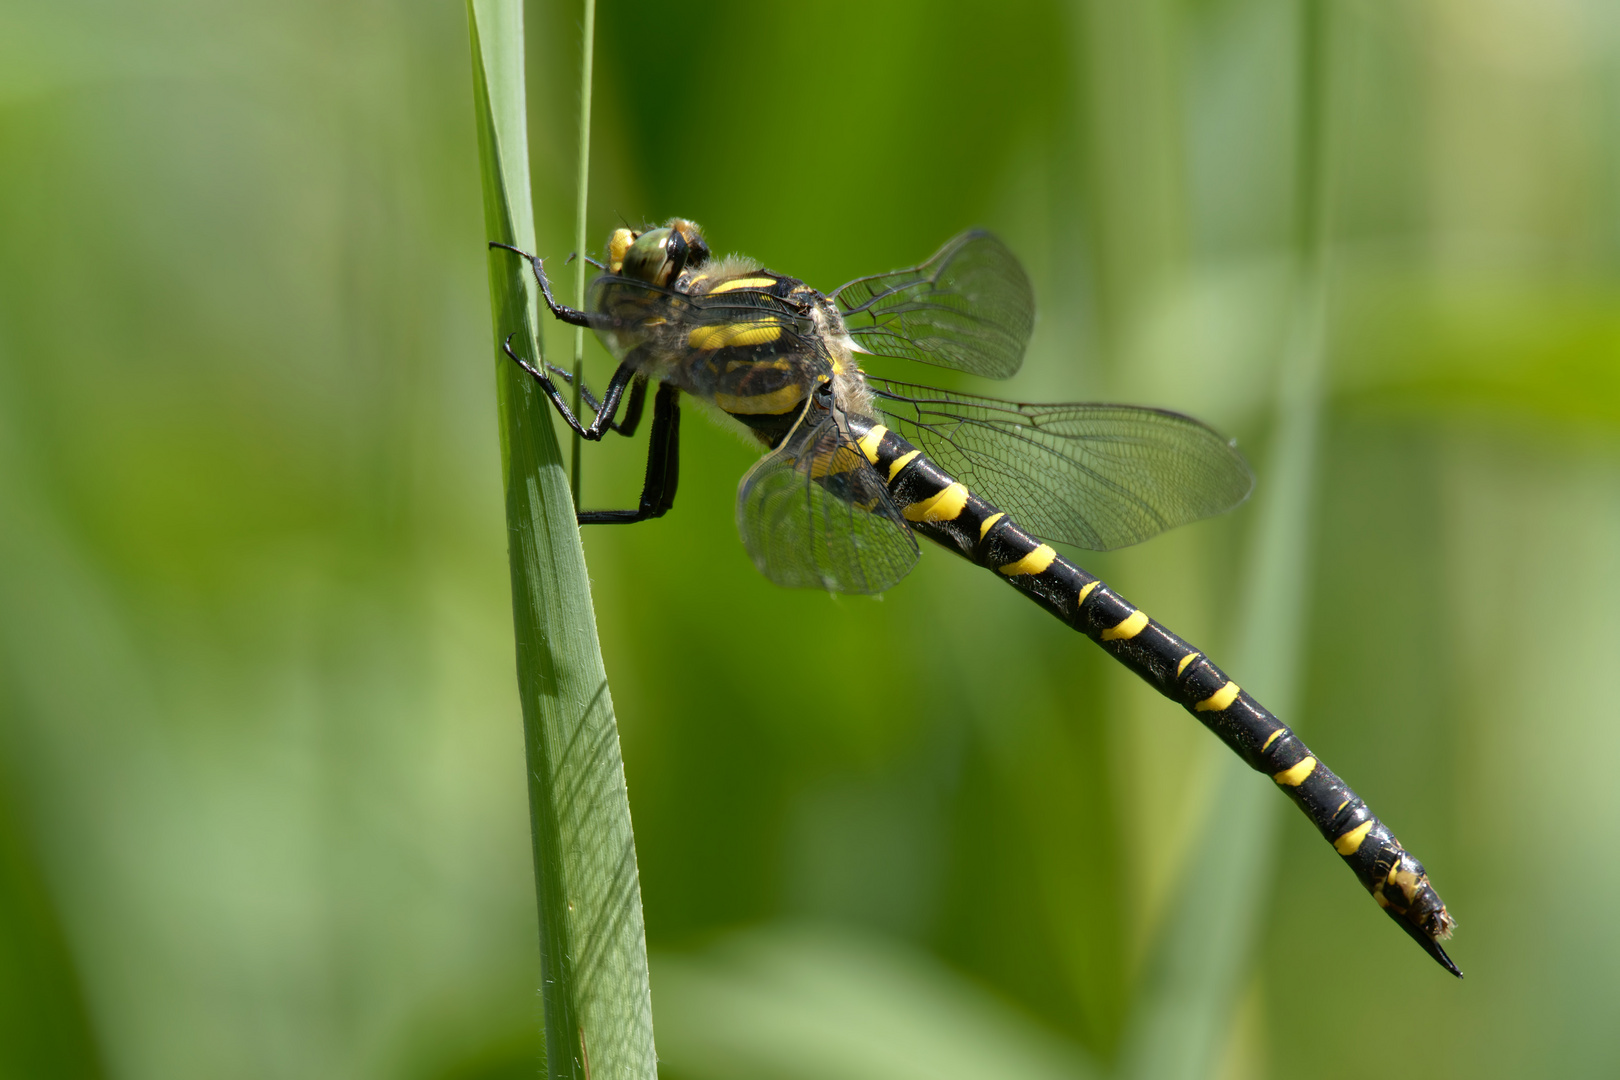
[
  {"xmin": 569, "ymin": 0, "xmax": 596, "ymax": 505},
  {"xmin": 466, "ymin": 3, "xmax": 655, "ymax": 1076},
  {"xmin": 653, "ymin": 926, "xmax": 1099, "ymax": 1080}
]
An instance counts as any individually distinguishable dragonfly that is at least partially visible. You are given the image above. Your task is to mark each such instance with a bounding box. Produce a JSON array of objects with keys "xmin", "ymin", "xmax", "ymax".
[{"xmin": 490, "ymin": 220, "xmax": 1460, "ymax": 976}]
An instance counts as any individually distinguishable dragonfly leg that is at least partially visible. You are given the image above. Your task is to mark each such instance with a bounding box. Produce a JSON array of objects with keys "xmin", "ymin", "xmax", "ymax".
[
  {"xmin": 533, "ymin": 360, "xmax": 646, "ymax": 438},
  {"xmin": 502, "ymin": 334, "xmax": 636, "ymax": 441},
  {"xmin": 489, "ymin": 241, "xmax": 597, "ymax": 327},
  {"xmin": 591, "ymin": 374, "xmax": 647, "ymax": 437},
  {"xmin": 578, "ymin": 382, "xmax": 681, "ymax": 525}
]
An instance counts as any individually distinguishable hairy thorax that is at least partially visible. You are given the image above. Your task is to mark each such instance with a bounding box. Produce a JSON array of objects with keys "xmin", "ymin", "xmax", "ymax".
[{"xmin": 595, "ymin": 255, "xmax": 873, "ymax": 448}]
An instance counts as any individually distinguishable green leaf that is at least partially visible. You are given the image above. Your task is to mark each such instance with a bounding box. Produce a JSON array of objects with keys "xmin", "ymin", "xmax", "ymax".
[
  {"xmin": 0, "ymin": 781, "xmax": 104, "ymax": 1079},
  {"xmin": 465, "ymin": 3, "xmax": 655, "ymax": 1077},
  {"xmin": 652, "ymin": 925, "xmax": 1098, "ymax": 1080}
]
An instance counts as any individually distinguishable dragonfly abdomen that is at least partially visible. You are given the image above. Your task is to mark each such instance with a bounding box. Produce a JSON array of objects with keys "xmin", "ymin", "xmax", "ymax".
[{"xmin": 849, "ymin": 415, "xmax": 1461, "ymax": 976}]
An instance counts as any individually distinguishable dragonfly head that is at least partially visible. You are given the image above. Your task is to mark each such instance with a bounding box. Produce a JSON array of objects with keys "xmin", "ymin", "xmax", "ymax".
[{"xmin": 608, "ymin": 218, "xmax": 711, "ymax": 286}]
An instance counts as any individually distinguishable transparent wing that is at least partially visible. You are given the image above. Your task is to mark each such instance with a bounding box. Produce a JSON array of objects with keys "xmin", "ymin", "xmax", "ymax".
[
  {"xmin": 870, "ymin": 379, "xmax": 1255, "ymax": 551},
  {"xmin": 831, "ymin": 231, "xmax": 1034, "ymax": 379},
  {"xmin": 736, "ymin": 410, "xmax": 920, "ymax": 594}
]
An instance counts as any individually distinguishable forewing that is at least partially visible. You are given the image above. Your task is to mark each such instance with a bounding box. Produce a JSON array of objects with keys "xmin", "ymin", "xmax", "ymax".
[
  {"xmin": 831, "ymin": 231, "xmax": 1034, "ymax": 379},
  {"xmin": 870, "ymin": 380, "xmax": 1255, "ymax": 551},
  {"xmin": 736, "ymin": 410, "xmax": 920, "ymax": 594}
]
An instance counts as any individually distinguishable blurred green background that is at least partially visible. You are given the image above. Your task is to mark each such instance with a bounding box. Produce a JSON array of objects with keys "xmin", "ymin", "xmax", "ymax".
[{"xmin": 3, "ymin": 0, "xmax": 1619, "ymax": 1077}]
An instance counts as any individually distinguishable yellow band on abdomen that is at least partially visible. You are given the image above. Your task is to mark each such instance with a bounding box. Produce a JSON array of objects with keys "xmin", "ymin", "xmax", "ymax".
[
  {"xmin": 857, "ymin": 425, "xmax": 889, "ymax": 464},
  {"xmin": 1194, "ymin": 681, "xmax": 1240, "ymax": 712},
  {"xmin": 998, "ymin": 544, "xmax": 1056, "ymax": 576},
  {"xmin": 1273, "ymin": 757, "xmax": 1317, "ymax": 786},
  {"xmin": 887, "ymin": 450, "xmax": 920, "ymax": 481},
  {"xmin": 1333, "ymin": 821, "xmax": 1373, "ymax": 855},
  {"xmin": 1100, "ymin": 609, "xmax": 1148, "ymax": 641},
  {"xmin": 902, "ymin": 482, "xmax": 969, "ymax": 523}
]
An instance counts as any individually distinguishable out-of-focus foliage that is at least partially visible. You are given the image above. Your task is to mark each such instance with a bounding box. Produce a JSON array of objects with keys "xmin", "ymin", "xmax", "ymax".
[{"xmin": 0, "ymin": 1, "xmax": 1617, "ymax": 1078}]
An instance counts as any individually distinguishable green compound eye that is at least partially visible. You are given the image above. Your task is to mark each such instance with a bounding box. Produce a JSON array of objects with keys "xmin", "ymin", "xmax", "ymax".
[{"xmin": 621, "ymin": 227, "xmax": 690, "ymax": 287}]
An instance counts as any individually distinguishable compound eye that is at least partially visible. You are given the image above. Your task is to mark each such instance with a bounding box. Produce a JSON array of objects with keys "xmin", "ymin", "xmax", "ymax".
[
  {"xmin": 663, "ymin": 229, "xmax": 691, "ymax": 281},
  {"xmin": 622, "ymin": 227, "xmax": 680, "ymax": 286},
  {"xmin": 606, "ymin": 227, "xmax": 635, "ymax": 274}
]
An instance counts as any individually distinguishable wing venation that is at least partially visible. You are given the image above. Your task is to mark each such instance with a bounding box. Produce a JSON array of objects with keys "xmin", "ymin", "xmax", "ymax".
[
  {"xmin": 831, "ymin": 231, "xmax": 1034, "ymax": 379},
  {"xmin": 870, "ymin": 380, "xmax": 1254, "ymax": 551},
  {"xmin": 736, "ymin": 409, "xmax": 920, "ymax": 594}
]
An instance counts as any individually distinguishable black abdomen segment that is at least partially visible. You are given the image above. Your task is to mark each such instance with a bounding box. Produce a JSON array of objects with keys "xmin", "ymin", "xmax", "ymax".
[{"xmin": 850, "ymin": 417, "xmax": 1461, "ymax": 976}]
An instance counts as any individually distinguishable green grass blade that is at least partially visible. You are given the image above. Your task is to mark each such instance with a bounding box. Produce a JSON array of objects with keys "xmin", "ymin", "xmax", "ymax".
[
  {"xmin": 569, "ymin": 0, "xmax": 596, "ymax": 506},
  {"xmin": 653, "ymin": 926, "xmax": 1099, "ymax": 1080},
  {"xmin": 0, "ymin": 783, "xmax": 105, "ymax": 1079},
  {"xmin": 466, "ymin": 3, "xmax": 655, "ymax": 1076}
]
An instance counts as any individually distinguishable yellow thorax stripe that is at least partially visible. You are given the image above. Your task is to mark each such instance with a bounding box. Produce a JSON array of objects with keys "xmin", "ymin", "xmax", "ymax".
[
  {"xmin": 713, "ymin": 384, "xmax": 807, "ymax": 415},
  {"xmin": 706, "ymin": 276, "xmax": 778, "ymax": 294},
  {"xmin": 688, "ymin": 322, "xmax": 783, "ymax": 350}
]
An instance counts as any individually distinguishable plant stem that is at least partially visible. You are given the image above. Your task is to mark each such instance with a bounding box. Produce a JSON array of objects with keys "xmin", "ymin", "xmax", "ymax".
[
  {"xmin": 569, "ymin": 0, "xmax": 595, "ymax": 508},
  {"xmin": 466, "ymin": 2, "xmax": 656, "ymax": 1075}
]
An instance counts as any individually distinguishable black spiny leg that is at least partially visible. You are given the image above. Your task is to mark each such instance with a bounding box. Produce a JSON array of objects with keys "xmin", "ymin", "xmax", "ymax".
[
  {"xmin": 490, "ymin": 241, "xmax": 677, "ymax": 524},
  {"xmin": 501, "ymin": 334, "xmax": 638, "ymax": 440},
  {"xmin": 490, "ymin": 241, "xmax": 595, "ymax": 327},
  {"xmin": 578, "ymin": 382, "xmax": 682, "ymax": 525},
  {"xmin": 609, "ymin": 376, "xmax": 647, "ymax": 437},
  {"xmin": 547, "ymin": 364, "xmax": 649, "ymax": 438},
  {"xmin": 492, "ymin": 240, "xmax": 640, "ymax": 441}
]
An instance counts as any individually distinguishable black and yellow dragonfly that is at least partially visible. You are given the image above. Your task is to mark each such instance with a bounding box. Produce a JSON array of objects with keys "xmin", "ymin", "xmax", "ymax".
[{"xmin": 491, "ymin": 220, "xmax": 1460, "ymax": 976}]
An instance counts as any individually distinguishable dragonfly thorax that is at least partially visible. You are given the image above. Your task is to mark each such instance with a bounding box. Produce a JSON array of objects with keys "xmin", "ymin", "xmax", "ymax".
[{"xmin": 588, "ymin": 220, "xmax": 875, "ymax": 447}]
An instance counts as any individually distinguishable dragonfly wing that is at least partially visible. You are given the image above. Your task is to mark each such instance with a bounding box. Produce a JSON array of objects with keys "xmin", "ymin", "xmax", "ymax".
[
  {"xmin": 831, "ymin": 231, "xmax": 1034, "ymax": 380},
  {"xmin": 871, "ymin": 380, "xmax": 1255, "ymax": 551},
  {"xmin": 736, "ymin": 409, "xmax": 920, "ymax": 594}
]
